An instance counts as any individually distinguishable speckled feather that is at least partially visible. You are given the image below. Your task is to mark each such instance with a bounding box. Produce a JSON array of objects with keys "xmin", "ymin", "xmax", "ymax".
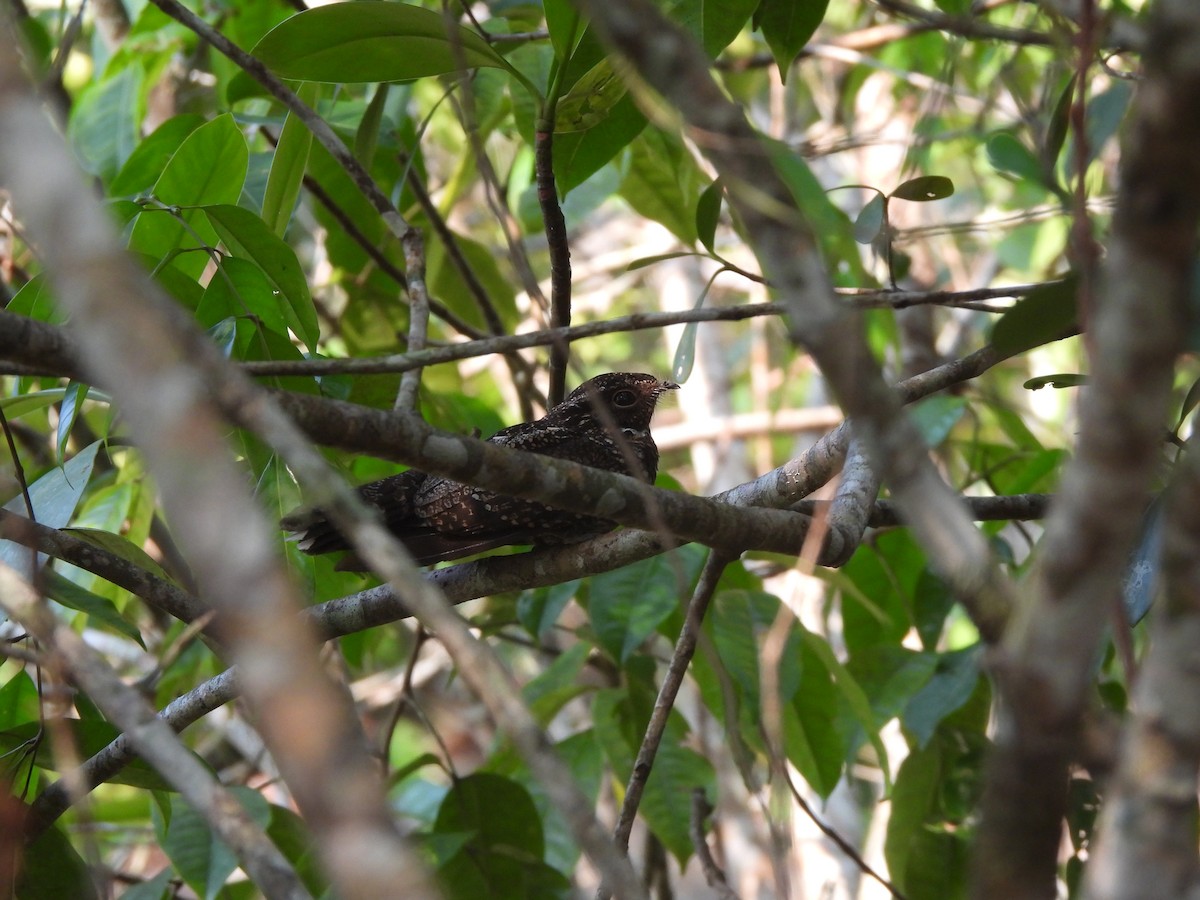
[{"xmin": 283, "ymin": 373, "xmax": 678, "ymax": 568}]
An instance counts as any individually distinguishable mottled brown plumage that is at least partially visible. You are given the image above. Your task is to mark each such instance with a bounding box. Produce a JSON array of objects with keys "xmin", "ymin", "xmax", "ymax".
[{"xmin": 282, "ymin": 373, "xmax": 678, "ymax": 568}]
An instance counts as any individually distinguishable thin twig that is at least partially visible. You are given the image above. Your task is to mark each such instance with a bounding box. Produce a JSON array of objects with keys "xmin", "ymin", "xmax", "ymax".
[
  {"xmin": 689, "ymin": 788, "xmax": 740, "ymax": 900},
  {"xmin": 610, "ymin": 550, "xmax": 735, "ymax": 855},
  {"xmin": 783, "ymin": 769, "xmax": 908, "ymax": 900}
]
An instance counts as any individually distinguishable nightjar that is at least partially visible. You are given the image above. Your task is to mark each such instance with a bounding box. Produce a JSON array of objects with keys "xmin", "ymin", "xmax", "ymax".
[{"xmin": 282, "ymin": 372, "xmax": 678, "ymax": 568}]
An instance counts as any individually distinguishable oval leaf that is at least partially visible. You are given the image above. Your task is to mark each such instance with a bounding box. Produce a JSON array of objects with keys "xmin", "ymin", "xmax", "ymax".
[
  {"xmin": 986, "ymin": 133, "xmax": 1042, "ymax": 183},
  {"xmin": 252, "ymin": 2, "xmax": 505, "ymax": 83},
  {"xmin": 890, "ymin": 175, "xmax": 954, "ymax": 202}
]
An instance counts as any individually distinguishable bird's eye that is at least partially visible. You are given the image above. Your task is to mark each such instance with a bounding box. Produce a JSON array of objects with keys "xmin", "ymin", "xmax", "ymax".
[{"xmin": 612, "ymin": 389, "xmax": 638, "ymax": 408}]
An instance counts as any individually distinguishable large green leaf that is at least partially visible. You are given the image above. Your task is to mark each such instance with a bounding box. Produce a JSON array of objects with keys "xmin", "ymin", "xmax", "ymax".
[
  {"xmin": 204, "ymin": 204, "xmax": 319, "ymax": 350},
  {"xmin": 67, "ymin": 65, "xmax": 143, "ymax": 181},
  {"xmin": 591, "ymin": 689, "xmax": 715, "ymax": 865},
  {"xmin": 433, "ymin": 772, "xmax": 567, "ymax": 899},
  {"xmin": 667, "ymin": 0, "xmax": 760, "ymax": 57},
  {"xmin": 619, "ymin": 128, "xmax": 703, "ymax": 245},
  {"xmin": 128, "ymin": 115, "xmax": 248, "ymax": 280},
  {"xmin": 0, "ymin": 719, "xmax": 172, "ymax": 791},
  {"xmin": 19, "ymin": 826, "xmax": 98, "ymax": 900},
  {"xmin": 587, "ymin": 545, "xmax": 705, "ymax": 664},
  {"xmin": 109, "ymin": 113, "xmax": 206, "ymax": 198},
  {"xmin": 156, "ymin": 789, "xmax": 271, "ymax": 900},
  {"xmin": 554, "ymin": 92, "xmax": 646, "ymax": 194},
  {"xmin": 252, "ymin": 2, "xmax": 505, "ymax": 83}
]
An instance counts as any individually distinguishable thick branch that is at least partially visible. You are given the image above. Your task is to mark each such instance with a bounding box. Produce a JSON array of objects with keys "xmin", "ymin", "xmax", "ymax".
[
  {"xmin": 0, "ymin": 33, "xmax": 436, "ymax": 899},
  {"xmin": 977, "ymin": 0, "xmax": 1200, "ymax": 895}
]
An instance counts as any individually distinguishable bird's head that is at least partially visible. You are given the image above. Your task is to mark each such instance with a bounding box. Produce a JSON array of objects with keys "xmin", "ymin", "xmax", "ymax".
[{"xmin": 556, "ymin": 372, "xmax": 679, "ymax": 432}]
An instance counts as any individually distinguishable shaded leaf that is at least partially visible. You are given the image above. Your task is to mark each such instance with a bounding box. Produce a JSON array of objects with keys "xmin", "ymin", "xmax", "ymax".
[
  {"xmin": 555, "ymin": 59, "xmax": 627, "ymax": 133},
  {"xmin": 204, "ymin": 204, "xmax": 319, "ymax": 350},
  {"xmin": 43, "ymin": 569, "xmax": 145, "ymax": 647},
  {"xmin": 853, "ymin": 192, "xmax": 886, "ymax": 244},
  {"xmin": 1024, "ymin": 373, "xmax": 1087, "ymax": 390},
  {"xmin": 695, "ymin": 178, "xmax": 723, "ymax": 254},
  {"xmin": 986, "ymin": 133, "xmax": 1042, "ymax": 183},
  {"xmin": 991, "ymin": 275, "xmax": 1079, "ymax": 356},
  {"xmin": 891, "ymin": 175, "xmax": 954, "ymax": 202},
  {"xmin": 263, "ymin": 82, "xmax": 320, "ymax": 237},
  {"xmin": 758, "ymin": 0, "xmax": 830, "ymax": 80},
  {"xmin": 128, "ymin": 114, "xmax": 248, "ymax": 280}
]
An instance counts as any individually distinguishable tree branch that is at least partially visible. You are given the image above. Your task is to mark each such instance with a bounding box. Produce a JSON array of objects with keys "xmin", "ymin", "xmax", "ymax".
[{"xmin": 976, "ymin": 0, "xmax": 1200, "ymax": 893}]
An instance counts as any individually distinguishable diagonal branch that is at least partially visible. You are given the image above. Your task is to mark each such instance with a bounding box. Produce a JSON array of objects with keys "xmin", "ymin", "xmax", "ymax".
[
  {"xmin": 0, "ymin": 563, "xmax": 309, "ymax": 900},
  {"xmin": 976, "ymin": 0, "xmax": 1200, "ymax": 894},
  {"xmin": 0, "ymin": 29, "xmax": 438, "ymax": 899}
]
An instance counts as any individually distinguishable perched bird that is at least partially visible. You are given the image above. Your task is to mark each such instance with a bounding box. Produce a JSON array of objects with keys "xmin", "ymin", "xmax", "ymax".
[{"xmin": 282, "ymin": 372, "xmax": 678, "ymax": 569}]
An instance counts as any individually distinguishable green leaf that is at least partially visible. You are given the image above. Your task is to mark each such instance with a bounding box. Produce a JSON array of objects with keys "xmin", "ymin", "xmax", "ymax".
[
  {"xmin": 853, "ymin": 192, "xmax": 886, "ymax": 245},
  {"xmin": 695, "ymin": 178, "xmax": 722, "ymax": 254},
  {"xmin": 619, "ymin": 128, "xmax": 702, "ymax": 245},
  {"xmin": 433, "ymin": 773, "xmax": 566, "ymax": 899},
  {"xmin": 0, "ymin": 441, "xmax": 101, "ymax": 575},
  {"xmin": 991, "ymin": 275, "xmax": 1079, "ymax": 356},
  {"xmin": 5, "ymin": 275, "xmax": 60, "ymax": 323},
  {"xmin": 553, "ymin": 89, "xmax": 647, "ymax": 194},
  {"xmin": 758, "ymin": 0, "xmax": 830, "ymax": 80},
  {"xmin": 554, "ymin": 59, "xmax": 627, "ymax": 133},
  {"xmin": 353, "ymin": 81, "xmax": 389, "ymax": 165},
  {"xmin": 588, "ymin": 546, "xmax": 704, "ymax": 664},
  {"xmin": 158, "ymin": 789, "xmax": 271, "ymax": 900},
  {"xmin": 891, "ymin": 175, "xmax": 954, "ymax": 202},
  {"xmin": 889, "ymin": 751, "xmax": 971, "ymax": 900},
  {"xmin": 1024, "ymin": 373, "xmax": 1087, "ymax": 390},
  {"xmin": 517, "ymin": 579, "xmax": 581, "ymax": 639},
  {"xmin": 197, "ymin": 256, "xmax": 287, "ymax": 352},
  {"xmin": 767, "ymin": 140, "xmax": 869, "ymax": 283},
  {"xmin": 672, "ymin": 320, "xmax": 699, "ymax": 384},
  {"xmin": 0, "ymin": 719, "xmax": 171, "ymax": 790},
  {"xmin": 426, "ymin": 230, "xmax": 518, "ymax": 333},
  {"xmin": 263, "ymin": 82, "xmax": 320, "ymax": 237},
  {"xmin": 55, "ymin": 382, "xmax": 88, "ymax": 462},
  {"xmin": 43, "ymin": 569, "xmax": 145, "ymax": 647},
  {"xmin": 591, "ymin": 690, "xmax": 715, "ymax": 865},
  {"xmin": 252, "ymin": 2, "xmax": 505, "ymax": 83},
  {"xmin": 669, "ymin": 0, "xmax": 761, "ymax": 57},
  {"xmin": 903, "ymin": 646, "xmax": 983, "ymax": 748},
  {"xmin": 784, "ymin": 627, "xmax": 844, "ymax": 795},
  {"xmin": 128, "ymin": 114, "xmax": 248, "ymax": 280},
  {"xmin": 637, "ymin": 742, "xmax": 716, "ymax": 865},
  {"xmin": 67, "ymin": 65, "xmax": 143, "ymax": 181},
  {"xmin": 204, "ymin": 204, "xmax": 319, "ymax": 350},
  {"xmin": 544, "ymin": 0, "xmax": 584, "ymax": 60},
  {"xmin": 62, "ymin": 526, "xmax": 176, "ymax": 585},
  {"xmin": 1081, "ymin": 81, "xmax": 1133, "ymax": 172},
  {"xmin": 908, "ymin": 395, "xmax": 966, "ymax": 447},
  {"xmin": 800, "ymin": 629, "xmax": 891, "ymax": 786},
  {"xmin": 986, "ymin": 133, "xmax": 1042, "ymax": 183},
  {"xmin": 19, "ymin": 826, "xmax": 98, "ymax": 900},
  {"xmin": 1043, "ymin": 76, "xmax": 1075, "ymax": 173},
  {"xmin": 109, "ymin": 113, "xmax": 206, "ymax": 198}
]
